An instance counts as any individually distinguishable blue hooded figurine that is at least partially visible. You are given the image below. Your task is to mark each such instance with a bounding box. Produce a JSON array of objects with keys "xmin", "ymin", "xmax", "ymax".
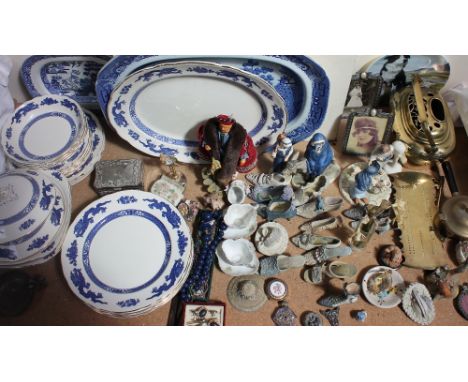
[
  {"xmin": 304, "ymin": 133, "xmax": 334, "ymax": 180},
  {"xmin": 351, "ymin": 160, "xmax": 381, "ymax": 204}
]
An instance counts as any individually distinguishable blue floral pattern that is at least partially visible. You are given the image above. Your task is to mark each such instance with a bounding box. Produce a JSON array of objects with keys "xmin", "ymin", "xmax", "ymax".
[
  {"xmin": 66, "ymin": 240, "xmax": 78, "ymax": 266},
  {"xmin": 0, "ymin": 247, "xmax": 17, "ymax": 260},
  {"xmin": 117, "ymin": 195, "xmax": 137, "ymax": 204},
  {"xmin": 143, "ymin": 198, "xmax": 181, "ymax": 229},
  {"xmin": 177, "ymin": 230, "xmax": 188, "ymax": 257},
  {"xmin": 19, "ymin": 219, "xmax": 35, "ymax": 231},
  {"xmin": 27, "ymin": 235, "xmax": 49, "ymax": 251},
  {"xmin": 70, "ymin": 268, "xmax": 107, "ymax": 304},
  {"xmin": 39, "ymin": 181, "xmax": 54, "ymax": 210},
  {"xmin": 146, "ymin": 259, "xmax": 184, "ymax": 300},
  {"xmin": 117, "ymin": 299, "xmax": 140, "ymax": 307}
]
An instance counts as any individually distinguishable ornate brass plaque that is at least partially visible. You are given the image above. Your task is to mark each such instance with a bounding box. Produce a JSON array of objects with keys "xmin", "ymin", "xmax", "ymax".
[{"xmin": 392, "ymin": 172, "xmax": 448, "ymax": 270}]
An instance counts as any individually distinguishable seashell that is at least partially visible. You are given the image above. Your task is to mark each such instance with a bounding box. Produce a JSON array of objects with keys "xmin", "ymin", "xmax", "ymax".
[
  {"xmin": 254, "ymin": 222, "xmax": 288, "ymax": 256},
  {"xmin": 402, "ymin": 283, "xmax": 435, "ymax": 325},
  {"xmin": 215, "ymin": 239, "xmax": 259, "ymax": 276},
  {"xmin": 227, "ymin": 180, "xmax": 248, "ymax": 204},
  {"xmin": 223, "ymin": 204, "xmax": 258, "ymax": 239}
]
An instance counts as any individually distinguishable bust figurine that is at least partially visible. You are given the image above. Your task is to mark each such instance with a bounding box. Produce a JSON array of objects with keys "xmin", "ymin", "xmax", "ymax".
[
  {"xmin": 198, "ymin": 115, "xmax": 257, "ymax": 187},
  {"xmin": 271, "ymin": 133, "xmax": 293, "ymax": 173},
  {"xmin": 304, "ymin": 133, "xmax": 334, "ymax": 181}
]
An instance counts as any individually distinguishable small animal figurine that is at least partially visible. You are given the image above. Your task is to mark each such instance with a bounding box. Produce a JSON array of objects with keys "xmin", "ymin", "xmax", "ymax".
[
  {"xmin": 271, "ymin": 133, "xmax": 293, "ymax": 173},
  {"xmin": 198, "ymin": 114, "xmax": 257, "ymax": 187}
]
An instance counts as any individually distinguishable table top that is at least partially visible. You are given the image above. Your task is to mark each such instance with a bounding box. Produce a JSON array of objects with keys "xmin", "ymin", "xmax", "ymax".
[{"xmin": 1, "ymin": 116, "xmax": 467, "ymax": 326}]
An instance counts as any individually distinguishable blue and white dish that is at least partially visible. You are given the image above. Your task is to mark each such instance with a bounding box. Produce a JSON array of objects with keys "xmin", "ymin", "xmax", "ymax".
[
  {"xmin": 96, "ymin": 55, "xmax": 330, "ymax": 144},
  {"xmin": 21, "ymin": 56, "xmax": 110, "ymax": 108},
  {"xmin": 61, "ymin": 190, "xmax": 193, "ymax": 316},
  {"xmin": 0, "ymin": 169, "xmax": 71, "ymax": 267},
  {"xmin": 107, "ymin": 61, "xmax": 287, "ymax": 163},
  {"xmin": 0, "ymin": 169, "xmax": 57, "ymax": 243},
  {"xmin": 66, "ymin": 111, "xmax": 105, "ymax": 185},
  {"xmin": 1, "ymin": 95, "xmax": 86, "ymax": 165}
]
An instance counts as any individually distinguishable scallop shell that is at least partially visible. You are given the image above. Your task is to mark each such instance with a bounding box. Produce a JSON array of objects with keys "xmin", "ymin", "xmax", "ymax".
[
  {"xmin": 223, "ymin": 204, "xmax": 258, "ymax": 239},
  {"xmin": 402, "ymin": 283, "xmax": 435, "ymax": 325},
  {"xmin": 216, "ymin": 239, "xmax": 259, "ymax": 276}
]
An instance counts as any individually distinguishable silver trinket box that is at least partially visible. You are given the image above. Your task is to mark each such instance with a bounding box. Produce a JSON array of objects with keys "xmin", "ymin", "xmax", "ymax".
[{"xmin": 93, "ymin": 159, "xmax": 144, "ymax": 196}]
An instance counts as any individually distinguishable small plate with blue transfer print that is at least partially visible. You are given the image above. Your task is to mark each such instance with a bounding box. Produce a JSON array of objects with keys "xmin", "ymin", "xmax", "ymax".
[
  {"xmin": 96, "ymin": 55, "xmax": 330, "ymax": 144},
  {"xmin": 61, "ymin": 190, "xmax": 193, "ymax": 316},
  {"xmin": 0, "ymin": 169, "xmax": 72, "ymax": 267},
  {"xmin": 21, "ymin": 56, "xmax": 110, "ymax": 109},
  {"xmin": 1, "ymin": 95, "xmax": 86, "ymax": 166},
  {"xmin": 107, "ymin": 61, "xmax": 287, "ymax": 163}
]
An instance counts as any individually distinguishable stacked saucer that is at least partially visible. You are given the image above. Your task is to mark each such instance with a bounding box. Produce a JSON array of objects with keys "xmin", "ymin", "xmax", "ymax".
[
  {"xmin": 61, "ymin": 190, "xmax": 193, "ymax": 317},
  {"xmin": 0, "ymin": 169, "xmax": 71, "ymax": 268},
  {"xmin": 1, "ymin": 95, "xmax": 105, "ymax": 185}
]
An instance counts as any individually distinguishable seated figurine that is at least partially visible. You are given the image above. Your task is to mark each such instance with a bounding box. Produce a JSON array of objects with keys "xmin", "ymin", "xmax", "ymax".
[
  {"xmin": 370, "ymin": 141, "xmax": 407, "ymax": 174},
  {"xmin": 350, "ymin": 160, "xmax": 381, "ymax": 205},
  {"xmin": 304, "ymin": 133, "xmax": 334, "ymax": 181},
  {"xmin": 198, "ymin": 115, "xmax": 257, "ymax": 186},
  {"xmin": 271, "ymin": 133, "xmax": 293, "ymax": 173}
]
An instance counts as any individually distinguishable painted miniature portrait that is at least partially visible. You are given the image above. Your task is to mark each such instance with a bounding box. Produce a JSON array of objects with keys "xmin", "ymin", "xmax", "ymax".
[{"xmin": 343, "ymin": 112, "xmax": 394, "ymax": 155}]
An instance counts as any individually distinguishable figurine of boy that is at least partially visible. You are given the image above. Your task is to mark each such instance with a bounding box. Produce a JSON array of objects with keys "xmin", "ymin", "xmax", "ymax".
[
  {"xmin": 304, "ymin": 132, "xmax": 334, "ymax": 181},
  {"xmin": 350, "ymin": 160, "xmax": 381, "ymax": 204},
  {"xmin": 198, "ymin": 115, "xmax": 257, "ymax": 186},
  {"xmin": 271, "ymin": 133, "xmax": 293, "ymax": 173}
]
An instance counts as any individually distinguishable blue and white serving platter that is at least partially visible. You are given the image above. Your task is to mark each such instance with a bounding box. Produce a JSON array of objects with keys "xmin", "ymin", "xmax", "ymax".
[
  {"xmin": 0, "ymin": 169, "xmax": 71, "ymax": 267},
  {"xmin": 61, "ymin": 190, "xmax": 193, "ymax": 316},
  {"xmin": 96, "ymin": 55, "xmax": 330, "ymax": 144},
  {"xmin": 21, "ymin": 56, "xmax": 110, "ymax": 109},
  {"xmin": 107, "ymin": 61, "xmax": 287, "ymax": 163},
  {"xmin": 1, "ymin": 95, "xmax": 86, "ymax": 166}
]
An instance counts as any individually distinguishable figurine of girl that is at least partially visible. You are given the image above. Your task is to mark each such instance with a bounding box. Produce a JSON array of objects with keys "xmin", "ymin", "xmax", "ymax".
[
  {"xmin": 350, "ymin": 160, "xmax": 381, "ymax": 204},
  {"xmin": 271, "ymin": 133, "xmax": 293, "ymax": 173},
  {"xmin": 304, "ymin": 133, "xmax": 334, "ymax": 181}
]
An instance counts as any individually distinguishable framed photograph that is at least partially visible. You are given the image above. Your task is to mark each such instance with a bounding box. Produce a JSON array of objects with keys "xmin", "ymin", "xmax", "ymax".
[
  {"xmin": 344, "ymin": 74, "xmax": 383, "ymax": 111},
  {"xmin": 181, "ymin": 301, "xmax": 225, "ymax": 326},
  {"xmin": 342, "ymin": 111, "xmax": 394, "ymax": 155}
]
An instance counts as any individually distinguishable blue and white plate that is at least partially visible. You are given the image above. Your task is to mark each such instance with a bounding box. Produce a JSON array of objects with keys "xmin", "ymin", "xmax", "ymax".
[
  {"xmin": 0, "ymin": 169, "xmax": 71, "ymax": 267},
  {"xmin": 96, "ymin": 55, "xmax": 330, "ymax": 144},
  {"xmin": 21, "ymin": 56, "xmax": 110, "ymax": 108},
  {"xmin": 107, "ymin": 61, "xmax": 287, "ymax": 163},
  {"xmin": 0, "ymin": 169, "xmax": 57, "ymax": 243},
  {"xmin": 61, "ymin": 190, "xmax": 193, "ymax": 316},
  {"xmin": 1, "ymin": 95, "xmax": 86, "ymax": 165}
]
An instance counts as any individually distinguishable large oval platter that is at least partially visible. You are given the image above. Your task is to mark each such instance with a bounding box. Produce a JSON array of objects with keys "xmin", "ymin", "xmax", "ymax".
[
  {"xmin": 107, "ymin": 61, "xmax": 287, "ymax": 163},
  {"xmin": 96, "ymin": 55, "xmax": 330, "ymax": 144},
  {"xmin": 21, "ymin": 56, "xmax": 110, "ymax": 108},
  {"xmin": 61, "ymin": 190, "xmax": 193, "ymax": 315}
]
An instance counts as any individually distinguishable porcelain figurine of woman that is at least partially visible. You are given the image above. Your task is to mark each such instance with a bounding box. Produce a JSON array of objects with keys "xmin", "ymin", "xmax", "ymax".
[
  {"xmin": 304, "ymin": 133, "xmax": 334, "ymax": 181},
  {"xmin": 271, "ymin": 133, "xmax": 293, "ymax": 173},
  {"xmin": 198, "ymin": 115, "xmax": 257, "ymax": 187}
]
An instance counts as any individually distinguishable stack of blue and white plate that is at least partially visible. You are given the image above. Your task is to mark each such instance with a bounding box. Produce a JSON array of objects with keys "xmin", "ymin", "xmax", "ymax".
[
  {"xmin": 0, "ymin": 95, "xmax": 105, "ymax": 185},
  {"xmin": 0, "ymin": 169, "xmax": 71, "ymax": 268},
  {"xmin": 61, "ymin": 190, "xmax": 194, "ymax": 317}
]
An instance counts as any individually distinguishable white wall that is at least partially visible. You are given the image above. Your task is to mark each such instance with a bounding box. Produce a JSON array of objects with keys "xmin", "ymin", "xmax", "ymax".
[{"xmin": 6, "ymin": 55, "xmax": 468, "ymax": 139}]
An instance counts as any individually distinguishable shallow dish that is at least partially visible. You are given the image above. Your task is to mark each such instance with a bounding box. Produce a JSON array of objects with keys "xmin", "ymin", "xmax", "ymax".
[
  {"xmin": 21, "ymin": 56, "xmax": 109, "ymax": 108},
  {"xmin": 362, "ymin": 265, "xmax": 405, "ymax": 308},
  {"xmin": 96, "ymin": 55, "xmax": 330, "ymax": 143},
  {"xmin": 107, "ymin": 61, "xmax": 287, "ymax": 162}
]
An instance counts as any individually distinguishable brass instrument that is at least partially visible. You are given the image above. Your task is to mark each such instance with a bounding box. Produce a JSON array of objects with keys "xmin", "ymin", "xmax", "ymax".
[{"xmin": 392, "ymin": 75, "xmax": 456, "ymax": 164}]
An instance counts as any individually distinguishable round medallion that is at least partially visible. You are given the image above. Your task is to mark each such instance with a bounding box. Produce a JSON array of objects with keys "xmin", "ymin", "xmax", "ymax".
[{"xmin": 265, "ymin": 278, "xmax": 288, "ymax": 300}]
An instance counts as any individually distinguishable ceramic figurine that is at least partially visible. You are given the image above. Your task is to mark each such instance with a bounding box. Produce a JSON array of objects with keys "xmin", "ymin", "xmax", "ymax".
[
  {"xmin": 304, "ymin": 133, "xmax": 334, "ymax": 181},
  {"xmin": 378, "ymin": 245, "xmax": 405, "ymax": 269},
  {"xmin": 350, "ymin": 160, "xmax": 381, "ymax": 204},
  {"xmin": 248, "ymin": 185, "xmax": 294, "ymax": 204},
  {"xmin": 246, "ymin": 172, "xmax": 292, "ymax": 187},
  {"xmin": 424, "ymin": 261, "xmax": 468, "ymax": 299},
  {"xmin": 177, "ymin": 199, "xmax": 200, "ymax": 222},
  {"xmin": 370, "ymin": 141, "xmax": 407, "ymax": 174},
  {"xmin": 198, "ymin": 114, "xmax": 257, "ymax": 187},
  {"xmin": 318, "ymin": 282, "xmax": 360, "ymax": 308},
  {"xmin": 159, "ymin": 153, "xmax": 187, "ymax": 187},
  {"xmin": 257, "ymin": 199, "xmax": 296, "ymax": 221},
  {"xmin": 320, "ymin": 307, "xmax": 340, "ymax": 326},
  {"xmin": 296, "ymin": 196, "xmax": 343, "ymax": 219},
  {"xmin": 215, "ymin": 239, "xmax": 259, "ymax": 276},
  {"xmin": 202, "ymin": 191, "xmax": 225, "ymax": 211},
  {"xmin": 271, "ymin": 133, "xmax": 294, "ymax": 173}
]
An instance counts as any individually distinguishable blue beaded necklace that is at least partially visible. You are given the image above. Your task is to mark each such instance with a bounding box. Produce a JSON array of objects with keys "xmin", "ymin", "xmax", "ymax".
[{"xmin": 180, "ymin": 209, "xmax": 227, "ymax": 302}]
